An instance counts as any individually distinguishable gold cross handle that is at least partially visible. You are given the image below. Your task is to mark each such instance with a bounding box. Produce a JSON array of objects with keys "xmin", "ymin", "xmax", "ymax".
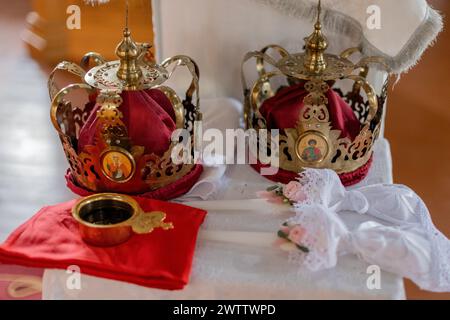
[{"xmin": 131, "ymin": 211, "xmax": 174, "ymax": 234}]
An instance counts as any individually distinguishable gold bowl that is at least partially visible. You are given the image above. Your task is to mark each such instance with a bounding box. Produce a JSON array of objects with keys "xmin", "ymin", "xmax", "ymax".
[{"xmin": 72, "ymin": 193, "xmax": 173, "ymax": 247}]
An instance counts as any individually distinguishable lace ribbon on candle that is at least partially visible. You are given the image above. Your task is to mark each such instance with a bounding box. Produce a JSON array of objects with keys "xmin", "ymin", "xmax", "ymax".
[{"xmin": 280, "ymin": 168, "xmax": 450, "ymax": 292}]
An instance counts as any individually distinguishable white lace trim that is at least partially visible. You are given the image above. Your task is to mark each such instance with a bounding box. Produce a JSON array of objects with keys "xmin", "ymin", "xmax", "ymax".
[
  {"xmin": 287, "ymin": 208, "xmax": 332, "ymax": 272},
  {"xmin": 295, "ymin": 169, "xmax": 369, "ymax": 214},
  {"xmin": 416, "ymin": 197, "xmax": 450, "ymax": 292},
  {"xmin": 295, "ymin": 169, "xmax": 332, "ymax": 206},
  {"xmin": 286, "ymin": 204, "xmax": 347, "ymax": 272},
  {"xmin": 284, "ymin": 168, "xmax": 450, "ymax": 292}
]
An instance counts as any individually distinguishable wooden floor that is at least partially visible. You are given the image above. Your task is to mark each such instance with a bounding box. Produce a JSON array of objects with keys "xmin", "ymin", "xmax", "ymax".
[
  {"xmin": 0, "ymin": 1, "xmax": 74, "ymax": 244},
  {"xmin": 0, "ymin": 1, "xmax": 449, "ymax": 299}
]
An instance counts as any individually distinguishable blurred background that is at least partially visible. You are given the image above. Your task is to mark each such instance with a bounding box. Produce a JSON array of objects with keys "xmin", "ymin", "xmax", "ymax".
[
  {"xmin": 384, "ymin": 0, "xmax": 450, "ymax": 300},
  {"xmin": 0, "ymin": 0, "xmax": 448, "ymax": 299}
]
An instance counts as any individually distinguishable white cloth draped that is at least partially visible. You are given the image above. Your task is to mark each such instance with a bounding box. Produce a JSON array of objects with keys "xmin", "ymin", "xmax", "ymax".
[
  {"xmin": 252, "ymin": 0, "xmax": 442, "ymax": 70},
  {"xmin": 285, "ymin": 169, "xmax": 450, "ymax": 292},
  {"xmin": 152, "ymin": 0, "xmax": 442, "ymax": 100},
  {"xmin": 42, "ymin": 98, "xmax": 405, "ymax": 300}
]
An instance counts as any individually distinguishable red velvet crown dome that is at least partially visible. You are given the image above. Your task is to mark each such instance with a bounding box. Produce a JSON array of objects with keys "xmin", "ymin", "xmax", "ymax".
[
  {"xmin": 78, "ymin": 89, "xmax": 176, "ymax": 156},
  {"xmin": 259, "ymin": 81, "xmax": 361, "ymax": 140},
  {"xmin": 243, "ymin": 0, "xmax": 386, "ymax": 187},
  {"xmin": 49, "ymin": 27, "xmax": 203, "ymax": 200},
  {"xmin": 251, "ymin": 81, "xmax": 372, "ymax": 187}
]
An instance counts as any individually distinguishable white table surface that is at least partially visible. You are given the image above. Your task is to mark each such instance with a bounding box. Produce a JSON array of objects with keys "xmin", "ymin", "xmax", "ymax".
[{"xmin": 41, "ymin": 98, "xmax": 405, "ymax": 300}]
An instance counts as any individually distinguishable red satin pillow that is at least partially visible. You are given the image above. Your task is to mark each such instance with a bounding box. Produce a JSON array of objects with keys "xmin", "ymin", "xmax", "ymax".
[{"xmin": 0, "ymin": 198, "xmax": 207, "ymax": 290}]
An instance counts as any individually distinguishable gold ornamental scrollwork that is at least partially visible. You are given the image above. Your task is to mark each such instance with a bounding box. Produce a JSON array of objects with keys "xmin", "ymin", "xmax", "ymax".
[
  {"xmin": 48, "ymin": 24, "xmax": 202, "ymax": 193},
  {"xmin": 242, "ymin": 0, "xmax": 390, "ymax": 176}
]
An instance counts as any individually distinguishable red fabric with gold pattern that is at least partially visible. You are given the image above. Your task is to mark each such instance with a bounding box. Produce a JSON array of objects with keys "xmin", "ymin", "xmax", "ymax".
[
  {"xmin": 260, "ymin": 82, "xmax": 361, "ymax": 140},
  {"xmin": 254, "ymin": 82, "xmax": 370, "ymax": 185},
  {"xmin": 250, "ymin": 155, "xmax": 373, "ymax": 187},
  {"xmin": 65, "ymin": 164, "xmax": 204, "ymax": 201},
  {"xmin": 71, "ymin": 88, "xmax": 202, "ymax": 199},
  {"xmin": 0, "ymin": 198, "xmax": 207, "ymax": 290},
  {"xmin": 78, "ymin": 89, "xmax": 176, "ymax": 156}
]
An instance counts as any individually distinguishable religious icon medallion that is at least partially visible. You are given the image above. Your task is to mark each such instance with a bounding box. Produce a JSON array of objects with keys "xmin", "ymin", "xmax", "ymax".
[
  {"xmin": 296, "ymin": 131, "xmax": 329, "ymax": 165},
  {"xmin": 100, "ymin": 147, "xmax": 136, "ymax": 183}
]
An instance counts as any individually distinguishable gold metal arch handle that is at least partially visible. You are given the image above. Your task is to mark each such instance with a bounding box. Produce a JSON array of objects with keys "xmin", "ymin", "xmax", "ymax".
[
  {"xmin": 136, "ymin": 43, "xmax": 153, "ymax": 64},
  {"xmin": 340, "ymin": 47, "xmax": 361, "ymax": 59},
  {"xmin": 249, "ymin": 70, "xmax": 285, "ymax": 112},
  {"xmin": 340, "ymin": 47, "xmax": 391, "ymax": 76},
  {"xmin": 48, "ymin": 61, "xmax": 87, "ymax": 101},
  {"xmin": 50, "ymin": 83, "xmax": 97, "ymax": 136},
  {"xmin": 155, "ymin": 86, "xmax": 185, "ymax": 129},
  {"xmin": 241, "ymin": 51, "xmax": 283, "ymax": 129},
  {"xmin": 354, "ymin": 56, "xmax": 391, "ymax": 75},
  {"xmin": 256, "ymin": 45, "xmax": 290, "ymax": 78},
  {"xmin": 80, "ymin": 52, "xmax": 107, "ymax": 71},
  {"xmin": 241, "ymin": 50, "xmax": 279, "ymax": 97},
  {"xmin": 161, "ymin": 55, "xmax": 201, "ymax": 119},
  {"xmin": 340, "ymin": 48, "xmax": 388, "ymax": 124},
  {"xmin": 255, "ymin": 45, "xmax": 290, "ymax": 100},
  {"xmin": 344, "ymin": 75, "xmax": 378, "ymax": 124}
]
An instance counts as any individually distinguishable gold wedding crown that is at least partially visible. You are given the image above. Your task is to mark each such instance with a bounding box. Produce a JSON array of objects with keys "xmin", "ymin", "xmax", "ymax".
[
  {"xmin": 49, "ymin": 11, "xmax": 201, "ymax": 196},
  {"xmin": 242, "ymin": 0, "xmax": 390, "ymax": 185}
]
